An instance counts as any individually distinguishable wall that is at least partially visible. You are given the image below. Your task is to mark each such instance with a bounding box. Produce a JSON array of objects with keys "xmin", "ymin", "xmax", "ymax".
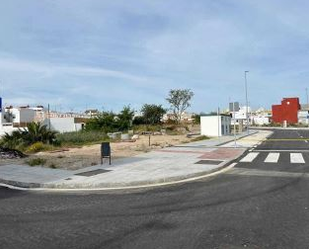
[
  {"xmin": 4, "ymin": 108, "xmax": 35, "ymax": 124},
  {"xmin": 19, "ymin": 109, "xmax": 36, "ymax": 123},
  {"xmin": 0, "ymin": 124, "xmax": 19, "ymax": 137},
  {"xmin": 201, "ymin": 115, "xmax": 231, "ymax": 137},
  {"xmin": 201, "ymin": 116, "xmax": 220, "ymax": 137},
  {"xmin": 272, "ymin": 98, "xmax": 300, "ymax": 124},
  {"xmin": 253, "ymin": 116, "xmax": 270, "ymax": 125},
  {"xmin": 43, "ymin": 117, "xmax": 83, "ymax": 133},
  {"xmin": 298, "ymin": 111, "xmax": 309, "ymax": 124}
]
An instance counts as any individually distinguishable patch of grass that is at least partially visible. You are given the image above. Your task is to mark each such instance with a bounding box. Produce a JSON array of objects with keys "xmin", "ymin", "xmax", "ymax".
[
  {"xmin": 25, "ymin": 142, "xmax": 56, "ymax": 153},
  {"xmin": 56, "ymin": 131, "xmax": 109, "ymax": 146},
  {"xmin": 190, "ymin": 135, "xmax": 210, "ymax": 142},
  {"xmin": 26, "ymin": 158, "xmax": 47, "ymax": 166},
  {"xmin": 133, "ymin": 124, "xmax": 163, "ymax": 133}
]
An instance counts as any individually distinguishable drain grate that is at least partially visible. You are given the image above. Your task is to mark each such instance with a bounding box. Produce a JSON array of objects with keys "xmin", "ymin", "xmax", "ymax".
[
  {"xmin": 75, "ymin": 169, "xmax": 111, "ymax": 177},
  {"xmin": 195, "ymin": 160, "xmax": 223, "ymax": 165}
]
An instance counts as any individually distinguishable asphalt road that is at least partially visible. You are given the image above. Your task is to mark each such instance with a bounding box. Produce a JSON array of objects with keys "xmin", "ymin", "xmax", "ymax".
[{"xmin": 1, "ymin": 129, "xmax": 309, "ymax": 249}]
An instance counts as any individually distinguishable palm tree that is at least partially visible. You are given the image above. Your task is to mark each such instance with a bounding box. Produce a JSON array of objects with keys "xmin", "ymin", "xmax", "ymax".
[
  {"xmin": 0, "ymin": 122, "xmax": 58, "ymax": 149},
  {"xmin": 0, "ymin": 130, "xmax": 24, "ymax": 149},
  {"xmin": 21, "ymin": 122, "xmax": 58, "ymax": 145}
]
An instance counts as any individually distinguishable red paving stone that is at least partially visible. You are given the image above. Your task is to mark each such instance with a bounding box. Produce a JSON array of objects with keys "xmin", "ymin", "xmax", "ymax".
[{"xmin": 198, "ymin": 148, "xmax": 245, "ymax": 160}]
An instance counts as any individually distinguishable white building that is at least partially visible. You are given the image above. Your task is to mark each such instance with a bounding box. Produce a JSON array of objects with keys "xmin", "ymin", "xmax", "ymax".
[
  {"xmin": 3, "ymin": 106, "xmax": 35, "ymax": 126},
  {"xmin": 298, "ymin": 111, "xmax": 309, "ymax": 124},
  {"xmin": 200, "ymin": 115, "xmax": 231, "ymax": 137},
  {"xmin": 252, "ymin": 115, "xmax": 271, "ymax": 126},
  {"xmin": 42, "ymin": 117, "xmax": 85, "ymax": 133},
  {"xmin": 0, "ymin": 105, "xmax": 36, "ymax": 137}
]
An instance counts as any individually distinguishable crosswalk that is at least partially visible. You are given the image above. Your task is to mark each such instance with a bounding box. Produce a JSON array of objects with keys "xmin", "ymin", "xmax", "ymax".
[
  {"xmin": 264, "ymin": 153, "xmax": 280, "ymax": 163},
  {"xmin": 240, "ymin": 152, "xmax": 307, "ymax": 164}
]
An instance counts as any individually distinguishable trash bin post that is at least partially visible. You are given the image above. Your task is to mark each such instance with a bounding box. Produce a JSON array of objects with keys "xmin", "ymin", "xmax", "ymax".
[{"xmin": 101, "ymin": 142, "xmax": 111, "ymax": 165}]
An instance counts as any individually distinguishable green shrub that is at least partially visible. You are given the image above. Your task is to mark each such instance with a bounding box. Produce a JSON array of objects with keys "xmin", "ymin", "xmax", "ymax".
[
  {"xmin": 25, "ymin": 142, "xmax": 56, "ymax": 153},
  {"xmin": 133, "ymin": 124, "xmax": 163, "ymax": 133},
  {"xmin": 56, "ymin": 131, "xmax": 109, "ymax": 146},
  {"xmin": 85, "ymin": 106, "xmax": 134, "ymax": 132},
  {"xmin": 26, "ymin": 142, "xmax": 45, "ymax": 153},
  {"xmin": 26, "ymin": 158, "xmax": 47, "ymax": 166},
  {"xmin": 0, "ymin": 122, "xmax": 58, "ymax": 150}
]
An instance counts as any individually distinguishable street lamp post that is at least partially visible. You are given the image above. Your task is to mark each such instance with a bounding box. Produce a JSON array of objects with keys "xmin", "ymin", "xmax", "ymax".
[
  {"xmin": 306, "ymin": 87, "xmax": 309, "ymax": 126},
  {"xmin": 244, "ymin": 71, "xmax": 249, "ymax": 134}
]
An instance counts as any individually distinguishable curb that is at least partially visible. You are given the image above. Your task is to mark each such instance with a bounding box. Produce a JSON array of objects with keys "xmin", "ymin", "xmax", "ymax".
[
  {"xmin": 0, "ymin": 162, "xmax": 239, "ymax": 192},
  {"xmin": 0, "ymin": 132, "xmax": 258, "ymax": 192}
]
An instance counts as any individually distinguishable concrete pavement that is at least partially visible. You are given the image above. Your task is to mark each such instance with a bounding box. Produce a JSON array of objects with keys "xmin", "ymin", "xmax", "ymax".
[{"xmin": 0, "ymin": 131, "xmax": 270, "ymax": 190}]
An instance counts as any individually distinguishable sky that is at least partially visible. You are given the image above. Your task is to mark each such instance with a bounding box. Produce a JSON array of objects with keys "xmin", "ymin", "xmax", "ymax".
[{"xmin": 1, "ymin": 0, "xmax": 309, "ymax": 113}]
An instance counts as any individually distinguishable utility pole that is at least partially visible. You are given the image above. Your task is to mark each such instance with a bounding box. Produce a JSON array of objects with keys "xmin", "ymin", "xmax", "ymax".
[
  {"xmin": 48, "ymin": 104, "xmax": 51, "ymax": 131},
  {"xmin": 306, "ymin": 87, "xmax": 309, "ymax": 126},
  {"xmin": 217, "ymin": 107, "xmax": 220, "ymax": 137},
  {"xmin": 244, "ymin": 71, "xmax": 249, "ymax": 134},
  {"xmin": 233, "ymin": 102, "xmax": 237, "ymax": 147}
]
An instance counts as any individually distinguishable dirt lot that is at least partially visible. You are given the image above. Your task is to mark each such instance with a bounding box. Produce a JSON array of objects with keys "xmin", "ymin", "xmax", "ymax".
[{"xmin": 0, "ymin": 133, "xmax": 202, "ymax": 170}]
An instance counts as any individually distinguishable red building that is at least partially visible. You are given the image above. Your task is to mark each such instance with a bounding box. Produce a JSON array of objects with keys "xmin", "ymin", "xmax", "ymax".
[{"xmin": 272, "ymin": 97, "xmax": 300, "ymax": 124}]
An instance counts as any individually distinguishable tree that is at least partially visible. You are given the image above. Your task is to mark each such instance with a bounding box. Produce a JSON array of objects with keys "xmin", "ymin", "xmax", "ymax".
[
  {"xmin": 192, "ymin": 113, "xmax": 201, "ymax": 124},
  {"xmin": 22, "ymin": 122, "xmax": 58, "ymax": 145},
  {"xmin": 166, "ymin": 89, "xmax": 194, "ymax": 124},
  {"xmin": 0, "ymin": 130, "xmax": 24, "ymax": 149},
  {"xmin": 140, "ymin": 104, "xmax": 166, "ymax": 125},
  {"xmin": 117, "ymin": 106, "xmax": 135, "ymax": 131},
  {"xmin": 0, "ymin": 122, "xmax": 57, "ymax": 149},
  {"xmin": 85, "ymin": 111, "xmax": 117, "ymax": 132},
  {"xmin": 85, "ymin": 106, "xmax": 135, "ymax": 132}
]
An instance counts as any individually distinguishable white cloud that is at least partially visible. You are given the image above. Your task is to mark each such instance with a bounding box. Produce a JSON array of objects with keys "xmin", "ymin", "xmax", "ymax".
[{"xmin": 0, "ymin": 57, "xmax": 146, "ymax": 82}]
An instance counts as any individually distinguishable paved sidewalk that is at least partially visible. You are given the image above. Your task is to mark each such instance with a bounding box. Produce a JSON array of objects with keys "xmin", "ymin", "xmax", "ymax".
[{"xmin": 0, "ymin": 131, "xmax": 268, "ymax": 190}]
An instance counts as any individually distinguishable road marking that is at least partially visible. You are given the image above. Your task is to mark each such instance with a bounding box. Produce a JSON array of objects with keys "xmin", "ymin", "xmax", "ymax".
[
  {"xmin": 265, "ymin": 138, "xmax": 309, "ymax": 141},
  {"xmin": 290, "ymin": 153, "xmax": 305, "ymax": 164},
  {"xmin": 254, "ymin": 149, "xmax": 309, "ymax": 153},
  {"xmin": 264, "ymin": 153, "xmax": 280, "ymax": 163},
  {"xmin": 240, "ymin": 152, "xmax": 259, "ymax": 162}
]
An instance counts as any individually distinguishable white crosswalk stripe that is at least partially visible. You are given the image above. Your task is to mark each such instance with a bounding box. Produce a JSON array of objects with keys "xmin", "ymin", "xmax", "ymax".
[
  {"xmin": 264, "ymin": 153, "xmax": 280, "ymax": 163},
  {"xmin": 240, "ymin": 152, "xmax": 259, "ymax": 162},
  {"xmin": 290, "ymin": 153, "xmax": 305, "ymax": 164},
  {"xmin": 240, "ymin": 152, "xmax": 307, "ymax": 164}
]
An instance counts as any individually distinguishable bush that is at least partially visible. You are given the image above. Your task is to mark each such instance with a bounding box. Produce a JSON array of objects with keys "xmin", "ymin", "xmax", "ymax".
[
  {"xmin": 132, "ymin": 116, "xmax": 146, "ymax": 125},
  {"xmin": 133, "ymin": 124, "xmax": 163, "ymax": 133},
  {"xmin": 26, "ymin": 142, "xmax": 45, "ymax": 153},
  {"xmin": 26, "ymin": 158, "xmax": 47, "ymax": 166},
  {"xmin": 25, "ymin": 142, "xmax": 56, "ymax": 153},
  {"xmin": 165, "ymin": 125, "xmax": 189, "ymax": 135},
  {"xmin": 0, "ymin": 122, "xmax": 58, "ymax": 150},
  {"xmin": 85, "ymin": 106, "xmax": 134, "ymax": 132},
  {"xmin": 56, "ymin": 131, "xmax": 109, "ymax": 146}
]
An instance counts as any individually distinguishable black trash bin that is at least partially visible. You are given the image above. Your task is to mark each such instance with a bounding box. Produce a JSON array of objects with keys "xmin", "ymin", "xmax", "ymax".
[{"xmin": 101, "ymin": 142, "xmax": 111, "ymax": 165}]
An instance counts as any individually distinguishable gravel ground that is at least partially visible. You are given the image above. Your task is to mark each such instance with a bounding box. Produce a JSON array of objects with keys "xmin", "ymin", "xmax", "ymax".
[{"xmin": 0, "ymin": 134, "xmax": 198, "ymax": 170}]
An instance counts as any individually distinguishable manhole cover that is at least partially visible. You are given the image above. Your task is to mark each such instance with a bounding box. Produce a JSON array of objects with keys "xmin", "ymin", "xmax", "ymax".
[
  {"xmin": 195, "ymin": 160, "xmax": 223, "ymax": 165},
  {"xmin": 75, "ymin": 169, "xmax": 111, "ymax": 177}
]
